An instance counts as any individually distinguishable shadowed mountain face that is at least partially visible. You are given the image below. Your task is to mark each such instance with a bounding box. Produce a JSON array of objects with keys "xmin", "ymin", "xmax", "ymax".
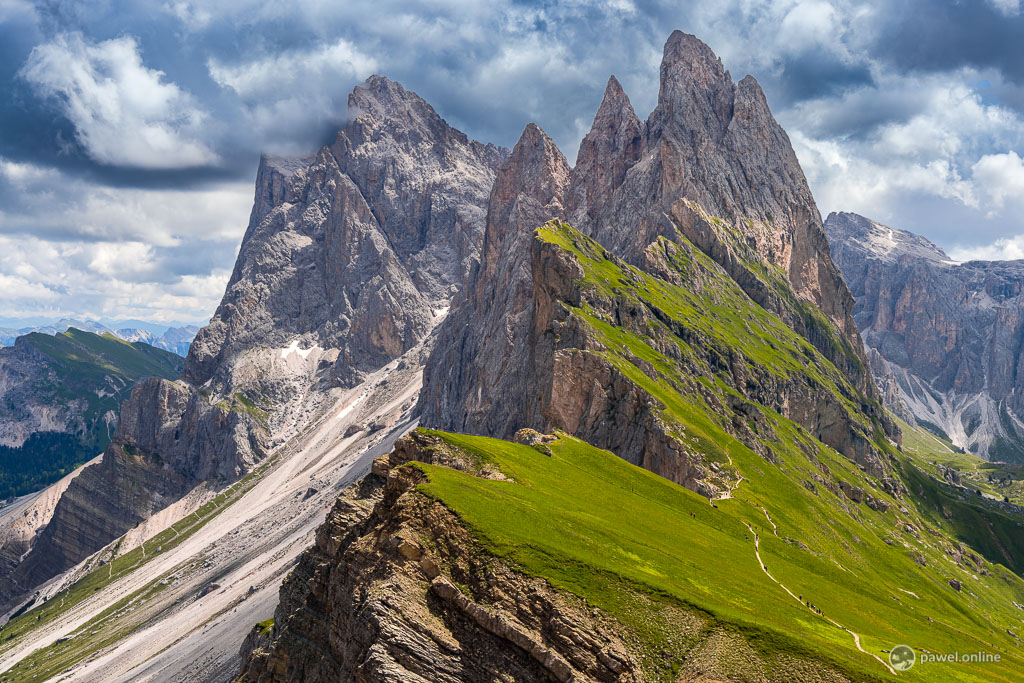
[
  {"xmin": 0, "ymin": 76, "xmax": 506, "ymax": 616},
  {"xmin": 827, "ymin": 211, "xmax": 1024, "ymax": 462},
  {"xmin": 420, "ymin": 31, "xmax": 895, "ymax": 490}
]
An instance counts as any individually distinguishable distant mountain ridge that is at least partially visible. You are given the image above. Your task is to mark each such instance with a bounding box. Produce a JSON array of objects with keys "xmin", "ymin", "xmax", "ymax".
[
  {"xmin": 0, "ymin": 74, "xmax": 507, "ymax": 622},
  {"xmin": 0, "ymin": 319, "xmax": 202, "ymax": 356},
  {"xmin": 826, "ymin": 210, "xmax": 1024, "ymax": 462},
  {"xmin": 0, "ymin": 328, "xmax": 184, "ymax": 495}
]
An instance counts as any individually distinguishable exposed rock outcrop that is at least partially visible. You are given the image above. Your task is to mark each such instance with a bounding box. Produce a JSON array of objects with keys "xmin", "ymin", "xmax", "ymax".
[
  {"xmin": 565, "ymin": 33, "xmax": 874, "ymax": 399},
  {"xmin": 0, "ymin": 377, "xmax": 265, "ymax": 613},
  {"xmin": 239, "ymin": 435, "xmax": 643, "ymax": 682},
  {"xmin": 240, "ymin": 432, "xmax": 858, "ymax": 682},
  {"xmin": 420, "ymin": 32, "xmax": 895, "ymax": 492},
  {"xmin": 0, "ymin": 76, "xmax": 505, "ymax": 615},
  {"xmin": 826, "ymin": 211, "xmax": 1024, "ymax": 461},
  {"xmin": 186, "ymin": 76, "xmax": 506, "ymax": 389},
  {"xmin": 421, "ymin": 123, "xmax": 570, "ymax": 438}
]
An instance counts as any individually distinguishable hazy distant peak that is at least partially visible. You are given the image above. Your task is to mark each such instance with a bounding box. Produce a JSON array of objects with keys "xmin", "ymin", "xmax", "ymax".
[{"xmin": 824, "ymin": 211, "xmax": 954, "ymax": 265}]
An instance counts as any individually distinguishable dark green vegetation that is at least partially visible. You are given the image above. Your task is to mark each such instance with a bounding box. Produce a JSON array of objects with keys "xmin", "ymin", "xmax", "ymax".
[
  {"xmin": 0, "ymin": 432, "xmax": 92, "ymax": 500},
  {"xmin": 0, "ymin": 329, "xmax": 183, "ymax": 498},
  {"xmin": 414, "ymin": 430, "xmax": 1024, "ymax": 682}
]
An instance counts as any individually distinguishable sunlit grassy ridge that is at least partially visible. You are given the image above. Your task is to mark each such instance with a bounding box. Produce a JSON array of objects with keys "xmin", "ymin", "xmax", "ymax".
[
  {"xmin": 415, "ymin": 429, "xmax": 1024, "ymax": 681},
  {"xmin": 404, "ymin": 221, "xmax": 1024, "ymax": 680},
  {"xmin": 537, "ymin": 221, "xmax": 878, "ymax": 441}
]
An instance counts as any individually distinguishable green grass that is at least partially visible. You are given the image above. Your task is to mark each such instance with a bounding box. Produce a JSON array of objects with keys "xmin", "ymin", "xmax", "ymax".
[
  {"xmin": 413, "ymin": 430, "xmax": 1024, "ymax": 682},
  {"xmin": 536, "ymin": 221, "xmax": 871, "ymax": 431},
  {"xmin": 0, "ymin": 329, "xmax": 184, "ymax": 497},
  {"xmin": 899, "ymin": 418, "xmax": 1024, "ymax": 506},
  {"xmin": 257, "ymin": 617, "xmax": 274, "ymax": 637}
]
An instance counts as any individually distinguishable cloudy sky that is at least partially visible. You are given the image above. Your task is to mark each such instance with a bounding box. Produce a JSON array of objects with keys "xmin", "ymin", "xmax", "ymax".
[{"xmin": 2, "ymin": 0, "xmax": 1024, "ymax": 324}]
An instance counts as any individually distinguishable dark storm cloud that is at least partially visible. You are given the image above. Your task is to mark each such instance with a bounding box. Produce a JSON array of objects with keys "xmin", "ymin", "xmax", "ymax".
[
  {"xmin": 873, "ymin": 1, "xmax": 1024, "ymax": 84},
  {"xmin": 777, "ymin": 52, "xmax": 874, "ymax": 102}
]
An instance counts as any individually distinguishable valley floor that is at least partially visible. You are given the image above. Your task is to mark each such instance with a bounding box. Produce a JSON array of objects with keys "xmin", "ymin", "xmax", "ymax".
[{"xmin": 0, "ymin": 347, "xmax": 426, "ymax": 682}]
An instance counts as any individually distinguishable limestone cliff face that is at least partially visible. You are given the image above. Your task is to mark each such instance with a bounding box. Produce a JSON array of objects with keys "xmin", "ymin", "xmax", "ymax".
[
  {"xmin": 186, "ymin": 76, "xmax": 506, "ymax": 389},
  {"xmin": 421, "ymin": 124, "xmax": 570, "ymax": 438},
  {"xmin": 420, "ymin": 32, "xmax": 894, "ymax": 491},
  {"xmin": 0, "ymin": 377, "xmax": 265, "ymax": 613},
  {"xmin": 0, "ymin": 76, "xmax": 505, "ymax": 615},
  {"xmin": 827, "ymin": 211, "xmax": 1024, "ymax": 462},
  {"xmin": 565, "ymin": 32, "xmax": 871, "ymax": 397}
]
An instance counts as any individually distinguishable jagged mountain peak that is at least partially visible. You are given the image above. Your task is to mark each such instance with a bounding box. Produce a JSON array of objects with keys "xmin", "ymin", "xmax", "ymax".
[
  {"xmin": 347, "ymin": 74, "xmax": 431, "ymax": 123},
  {"xmin": 3, "ymin": 71, "xmax": 508, "ymax": 618},
  {"xmin": 567, "ymin": 75, "xmax": 643, "ymax": 227},
  {"xmin": 825, "ymin": 211, "xmax": 952, "ymax": 265},
  {"xmin": 595, "ymin": 75, "xmax": 635, "ymax": 119},
  {"xmin": 660, "ymin": 30, "xmax": 727, "ymax": 78},
  {"xmin": 187, "ymin": 75, "xmax": 508, "ymax": 388},
  {"xmin": 422, "ymin": 29, "xmax": 897, "ymax": 484},
  {"xmin": 653, "ymin": 31, "xmax": 735, "ymax": 138},
  {"xmin": 490, "ymin": 123, "xmax": 569, "ymax": 210}
]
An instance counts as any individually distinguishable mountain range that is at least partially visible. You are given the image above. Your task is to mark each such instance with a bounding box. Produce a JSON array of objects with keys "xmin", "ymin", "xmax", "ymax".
[
  {"xmin": 826, "ymin": 211, "xmax": 1024, "ymax": 465},
  {"xmin": 0, "ymin": 31, "xmax": 1023, "ymax": 683},
  {"xmin": 0, "ymin": 329, "xmax": 184, "ymax": 498},
  {"xmin": 0, "ymin": 320, "xmax": 202, "ymax": 357}
]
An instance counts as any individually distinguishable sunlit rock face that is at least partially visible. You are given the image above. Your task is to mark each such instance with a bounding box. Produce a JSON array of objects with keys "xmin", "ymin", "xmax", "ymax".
[{"xmin": 827, "ymin": 210, "xmax": 1024, "ymax": 462}]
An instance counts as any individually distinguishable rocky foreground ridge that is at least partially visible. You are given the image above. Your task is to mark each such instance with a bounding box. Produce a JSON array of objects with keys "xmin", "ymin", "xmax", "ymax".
[
  {"xmin": 239, "ymin": 431, "xmax": 866, "ymax": 682},
  {"xmin": 826, "ymin": 211, "xmax": 1024, "ymax": 462}
]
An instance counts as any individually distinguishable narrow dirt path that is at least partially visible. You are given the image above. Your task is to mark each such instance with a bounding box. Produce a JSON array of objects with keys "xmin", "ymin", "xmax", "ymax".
[
  {"xmin": 744, "ymin": 521, "xmax": 896, "ymax": 676},
  {"xmin": 712, "ymin": 452, "xmax": 743, "ymax": 502},
  {"xmin": 761, "ymin": 506, "xmax": 777, "ymax": 535}
]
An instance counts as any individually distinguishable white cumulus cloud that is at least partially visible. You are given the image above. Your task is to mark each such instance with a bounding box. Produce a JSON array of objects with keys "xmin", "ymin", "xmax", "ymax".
[
  {"xmin": 20, "ymin": 33, "xmax": 217, "ymax": 169},
  {"xmin": 208, "ymin": 38, "xmax": 378, "ymax": 144},
  {"xmin": 972, "ymin": 151, "xmax": 1024, "ymax": 211}
]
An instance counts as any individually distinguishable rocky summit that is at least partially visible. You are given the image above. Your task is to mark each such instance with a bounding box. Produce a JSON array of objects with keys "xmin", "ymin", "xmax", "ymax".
[
  {"xmin": 827, "ymin": 210, "xmax": 1024, "ymax": 463},
  {"xmin": 5, "ymin": 30, "xmax": 1024, "ymax": 683},
  {"xmin": 421, "ymin": 30, "xmax": 894, "ymax": 490}
]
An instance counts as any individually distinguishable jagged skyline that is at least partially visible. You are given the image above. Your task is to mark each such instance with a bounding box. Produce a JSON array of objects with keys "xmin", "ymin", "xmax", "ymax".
[{"xmin": 2, "ymin": 1, "xmax": 1024, "ymax": 321}]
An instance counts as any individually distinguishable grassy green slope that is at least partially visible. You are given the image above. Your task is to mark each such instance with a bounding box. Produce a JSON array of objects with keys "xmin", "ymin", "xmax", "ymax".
[
  {"xmin": 24, "ymin": 328, "xmax": 183, "ymax": 393},
  {"xmin": 416, "ymin": 430, "xmax": 1024, "ymax": 682},
  {"xmin": 403, "ymin": 222, "xmax": 1024, "ymax": 680},
  {"xmin": 0, "ymin": 329, "xmax": 184, "ymax": 498},
  {"xmin": 536, "ymin": 221, "xmax": 880, "ymax": 466},
  {"xmin": 900, "ymin": 418, "xmax": 1024, "ymax": 506}
]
